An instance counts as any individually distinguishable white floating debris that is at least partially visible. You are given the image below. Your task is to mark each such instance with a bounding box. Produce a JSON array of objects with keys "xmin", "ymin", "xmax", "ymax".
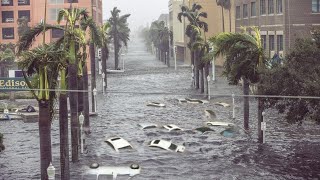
[
  {"xmin": 104, "ymin": 137, "xmax": 133, "ymax": 152},
  {"xmin": 206, "ymin": 121, "xmax": 235, "ymax": 127},
  {"xmin": 163, "ymin": 124, "xmax": 183, "ymax": 131},
  {"xmin": 214, "ymin": 102, "xmax": 230, "ymax": 107},
  {"xmin": 149, "ymin": 139, "xmax": 185, "ymax": 152},
  {"xmin": 185, "ymin": 98, "xmax": 209, "ymax": 104},
  {"xmin": 204, "ymin": 109, "xmax": 217, "ymax": 119},
  {"xmin": 138, "ymin": 123, "xmax": 158, "ymax": 129},
  {"xmin": 84, "ymin": 164, "xmax": 141, "ymax": 179},
  {"xmin": 146, "ymin": 102, "xmax": 166, "ymax": 107}
]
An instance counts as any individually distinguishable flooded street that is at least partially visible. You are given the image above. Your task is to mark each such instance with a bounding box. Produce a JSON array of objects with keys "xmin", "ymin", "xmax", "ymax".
[{"xmin": 1, "ymin": 37, "xmax": 320, "ymax": 180}]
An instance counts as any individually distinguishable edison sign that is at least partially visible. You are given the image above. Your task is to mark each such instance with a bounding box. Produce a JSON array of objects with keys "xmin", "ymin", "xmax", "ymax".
[{"xmin": 0, "ymin": 78, "xmax": 29, "ymax": 91}]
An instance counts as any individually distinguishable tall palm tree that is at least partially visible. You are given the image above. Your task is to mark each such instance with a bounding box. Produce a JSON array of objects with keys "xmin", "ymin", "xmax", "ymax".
[
  {"xmin": 57, "ymin": 7, "xmax": 89, "ymax": 162},
  {"xmin": 108, "ymin": 7, "xmax": 131, "ymax": 70},
  {"xmin": 211, "ymin": 27, "xmax": 265, "ymax": 131},
  {"xmin": 17, "ymin": 43, "xmax": 64, "ymax": 180},
  {"xmin": 99, "ymin": 22, "xmax": 111, "ymax": 90},
  {"xmin": 178, "ymin": 3, "xmax": 208, "ymax": 89},
  {"xmin": 0, "ymin": 48, "xmax": 15, "ymax": 77},
  {"xmin": 216, "ymin": 0, "xmax": 231, "ymax": 32}
]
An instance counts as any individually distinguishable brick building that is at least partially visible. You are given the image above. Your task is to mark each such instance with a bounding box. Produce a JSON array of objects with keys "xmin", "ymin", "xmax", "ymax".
[{"xmin": 235, "ymin": 0, "xmax": 320, "ymax": 58}]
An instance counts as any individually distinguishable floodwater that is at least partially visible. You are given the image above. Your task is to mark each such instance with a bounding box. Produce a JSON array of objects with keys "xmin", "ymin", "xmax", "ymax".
[{"xmin": 1, "ymin": 37, "xmax": 320, "ymax": 180}]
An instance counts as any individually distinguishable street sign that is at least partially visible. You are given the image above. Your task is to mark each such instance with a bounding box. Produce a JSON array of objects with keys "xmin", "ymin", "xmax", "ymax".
[
  {"xmin": 0, "ymin": 77, "xmax": 29, "ymax": 91},
  {"xmin": 261, "ymin": 122, "xmax": 266, "ymax": 131}
]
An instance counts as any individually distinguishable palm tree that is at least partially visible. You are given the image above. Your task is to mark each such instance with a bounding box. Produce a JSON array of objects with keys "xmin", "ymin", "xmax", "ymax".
[
  {"xmin": 57, "ymin": 7, "xmax": 89, "ymax": 162},
  {"xmin": 0, "ymin": 48, "xmax": 15, "ymax": 77},
  {"xmin": 178, "ymin": 3, "xmax": 208, "ymax": 89},
  {"xmin": 108, "ymin": 7, "xmax": 131, "ymax": 70},
  {"xmin": 211, "ymin": 27, "xmax": 265, "ymax": 130},
  {"xmin": 17, "ymin": 43, "xmax": 64, "ymax": 180},
  {"xmin": 216, "ymin": 0, "xmax": 231, "ymax": 32},
  {"xmin": 99, "ymin": 22, "xmax": 111, "ymax": 90}
]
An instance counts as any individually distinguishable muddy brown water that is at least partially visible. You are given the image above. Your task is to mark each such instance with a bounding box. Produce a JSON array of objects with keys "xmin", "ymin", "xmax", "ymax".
[{"xmin": 1, "ymin": 37, "xmax": 320, "ymax": 180}]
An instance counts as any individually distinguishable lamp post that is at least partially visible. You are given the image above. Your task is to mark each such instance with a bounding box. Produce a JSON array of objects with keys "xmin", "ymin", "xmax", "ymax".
[
  {"xmin": 93, "ymin": 88, "xmax": 97, "ymax": 112},
  {"xmin": 79, "ymin": 112, "xmax": 84, "ymax": 154},
  {"xmin": 232, "ymin": 93, "xmax": 235, "ymax": 119},
  {"xmin": 174, "ymin": 45, "xmax": 177, "ymax": 70},
  {"xmin": 122, "ymin": 53, "xmax": 125, "ymax": 71},
  {"xmin": 191, "ymin": 64, "xmax": 195, "ymax": 87},
  {"xmin": 207, "ymin": 75, "xmax": 211, "ymax": 100},
  {"xmin": 102, "ymin": 72, "xmax": 105, "ymax": 95},
  {"xmin": 47, "ymin": 162, "xmax": 55, "ymax": 180},
  {"xmin": 261, "ymin": 111, "xmax": 266, "ymax": 143}
]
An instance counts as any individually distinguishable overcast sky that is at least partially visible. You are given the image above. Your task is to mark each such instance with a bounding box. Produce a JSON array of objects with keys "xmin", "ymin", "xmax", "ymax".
[{"xmin": 103, "ymin": 0, "xmax": 169, "ymax": 32}]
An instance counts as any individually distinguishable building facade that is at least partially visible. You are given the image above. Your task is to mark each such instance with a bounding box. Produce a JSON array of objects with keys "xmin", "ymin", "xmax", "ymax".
[
  {"xmin": 235, "ymin": 0, "xmax": 320, "ymax": 58},
  {"xmin": 0, "ymin": 0, "xmax": 103, "ymax": 45},
  {"xmin": 169, "ymin": 0, "xmax": 235, "ymax": 66}
]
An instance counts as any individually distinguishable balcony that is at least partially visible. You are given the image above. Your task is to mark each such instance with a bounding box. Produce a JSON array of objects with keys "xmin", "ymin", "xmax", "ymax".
[{"xmin": 1, "ymin": 0, "xmax": 13, "ymax": 6}]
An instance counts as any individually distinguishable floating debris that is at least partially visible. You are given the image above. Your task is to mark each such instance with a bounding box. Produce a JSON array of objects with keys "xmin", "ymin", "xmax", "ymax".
[
  {"xmin": 195, "ymin": 126, "xmax": 215, "ymax": 133},
  {"xmin": 206, "ymin": 121, "xmax": 235, "ymax": 127},
  {"xmin": 214, "ymin": 102, "xmax": 230, "ymax": 107},
  {"xmin": 147, "ymin": 102, "xmax": 166, "ymax": 107},
  {"xmin": 104, "ymin": 137, "xmax": 133, "ymax": 152},
  {"xmin": 204, "ymin": 109, "xmax": 217, "ymax": 120},
  {"xmin": 149, "ymin": 139, "xmax": 185, "ymax": 152}
]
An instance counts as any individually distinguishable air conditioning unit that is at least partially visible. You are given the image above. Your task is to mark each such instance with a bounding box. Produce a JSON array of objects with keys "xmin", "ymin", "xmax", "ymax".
[
  {"xmin": 270, "ymin": 50, "xmax": 275, "ymax": 58},
  {"xmin": 278, "ymin": 51, "xmax": 284, "ymax": 58}
]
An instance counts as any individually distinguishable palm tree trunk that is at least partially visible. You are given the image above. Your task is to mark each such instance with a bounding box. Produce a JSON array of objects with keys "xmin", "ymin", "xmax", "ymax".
[
  {"xmin": 114, "ymin": 38, "xmax": 119, "ymax": 70},
  {"xmin": 90, "ymin": 43, "xmax": 96, "ymax": 112},
  {"xmin": 243, "ymin": 78, "xmax": 250, "ymax": 130},
  {"xmin": 101, "ymin": 47, "xmax": 108, "ymax": 90},
  {"xmin": 194, "ymin": 51, "xmax": 200, "ymax": 89},
  {"xmin": 38, "ymin": 100, "xmax": 52, "ymax": 180},
  {"xmin": 59, "ymin": 93, "xmax": 69, "ymax": 180},
  {"xmin": 68, "ymin": 63, "xmax": 79, "ymax": 162},
  {"xmin": 83, "ymin": 64, "xmax": 90, "ymax": 133},
  {"xmin": 222, "ymin": 7, "xmax": 225, "ymax": 32},
  {"xmin": 205, "ymin": 63, "xmax": 209, "ymax": 96},
  {"xmin": 229, "ymin": 9, "xmax": 232, "ymax": 32},
  {"xmin": 258, "ymin": 98, "xmax": 264, "ymax": 143},
  {"xmin": 167, "ymin": 51, "xmax": 170, "ymax": 67},
  {"xmin": 200, "ymin": 66, "xmax": 204, "ymax": 93}
]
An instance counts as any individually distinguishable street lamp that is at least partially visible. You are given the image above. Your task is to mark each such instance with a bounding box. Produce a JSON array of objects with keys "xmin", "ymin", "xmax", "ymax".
[
  {"xmin": 93, "ymin": 88, "xmax": 97, "ymax": 112},
  {"xmin": 47, "ymin": 162, "xmax": 55, "ymax": 180},
  {"xmin": 79, "ymin": 112, "xmax": 84, "ymax": 154},
  {"xmin": 191, "ymin": 64, "xmax": 195, "ymax": 87},
  {"xmin": 207, "ymin": 75, "xmax": 211, "ymax": 100},
  {"xmin": 261, "ymin": 111, "xmax": 266, "ymax": 143},
  {"xmin": 102, "ymin": 72, "xmax": 105, "ymax": 95}
]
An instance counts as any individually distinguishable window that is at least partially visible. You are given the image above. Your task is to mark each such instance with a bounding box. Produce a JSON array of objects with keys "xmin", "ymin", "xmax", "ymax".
[
  {"xmin": 236, "ymin": 6, "xmax": 241, "ymax": 19},
  {"xmin": 2, "ymin": 11, "xmax": 14, "ymax": 23},
  {"xmin": 52, "ymin": 28, "xmax": 64, "ymax": 39},
  {"xmin": 18, "ymin": 0, "xmax": 30, "ymax": 5},
  {"xmin": 18, "ymin": 11, "xmax": 30, "ymax": 22},
  {"xmin": 65, "ymin": 0, "xmax": 78, "ymax": 3},
  {"xmin": 1, "ymin": 0, "xmax": 13, "ymax": 6},
  {"xmin": 268, "ymin": 0, "xmax": 274, "ymax": 14},
  {"xmin": 251, "ymin": 2, "xmax": 257, "ymax": 16},
  {"xmin": 260, "ymin": 0, "xmax": 266, "ymax": 15},
  {"xmin": 261, "ymin": 35, "xmax": 267, "ymax": 49},
  {"xmin": 2, "ymin": 28, "xmax": 15, "ymax": 39},
  {"xmin": 269, "ymin": 35, "xmax": 275, "ymax": 51},
  {"xmin": 277, "ymin": 35, "xmax": 283, "ymax": 51},
  {"xmin": 276, "ymin": 0, "xmax": 283, "ymax": 14},
  {"xmin": 48, "ymin": 0, "xmax": 63, "ymax": 4},
  {"xmin": 49, "ymin": 8, "xmax": 62, "ymax": 21},
  {"xmin": 312, "ymin": 0, "xmax": 320, "ymax": 13},
  {"xmin": 243, "ymin": 4, "xmax": 248, "ymax": 18}
]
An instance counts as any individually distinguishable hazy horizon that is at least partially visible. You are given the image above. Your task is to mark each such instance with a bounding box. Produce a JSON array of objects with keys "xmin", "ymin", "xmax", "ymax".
[{"xmin": 103, "ymin": 0, "xmax": 169, "ymax": 32}]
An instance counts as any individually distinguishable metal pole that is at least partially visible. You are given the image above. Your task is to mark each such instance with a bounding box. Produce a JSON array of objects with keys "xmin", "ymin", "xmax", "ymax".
[
  {"xmin": 232, "ymin": 93, "xmax": 235, "ymax": 119},
  {"xmin": 80, "ymin": 125, "xmax": 83, "ymax": 153},
  {"xmin": 174, "ymin": 45, "xmax": 177, "ymax": 70},
  {"xmin": 191, "ymin": 65, "xmax": 195, "ymax": 87},
  {"xmin": 262, "ymin": 112, "xmax": 266, "ymax": 143},
  {"xmin": 212, "ymin": 57, "xmax": 215, "ymax": 82},
  {"xmin": 102, "ymin": 72, "xmax": 105, "ymax": 95},
  {"xmin": 207, "ymin": 75, "xmax": 211, "ymax": 100}
]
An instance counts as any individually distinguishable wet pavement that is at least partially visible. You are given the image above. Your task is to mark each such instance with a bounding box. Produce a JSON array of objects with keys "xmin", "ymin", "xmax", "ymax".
[{"xmin": 1, "ymin": 37, "xmax": 320, "ymax": 180}]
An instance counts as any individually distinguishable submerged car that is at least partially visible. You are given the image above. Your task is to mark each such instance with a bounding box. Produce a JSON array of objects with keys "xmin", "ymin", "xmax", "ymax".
[
  {"xmin": 163, "ymin": 124, "xmax": 183, "ymax": 131},
  {"xmin": 146, "ymin": 102, "xmax": 166, "ymax": 107},
  {"xmin": 149, "ymin": 139, "xmax": 185, "ymax": 152},
  {"xmin": 214, "ymin": 102, "xmax": 231, "ymax": 107},
  {"xmin": 138, "ymin": 123, "xmax": 158, "ymax": 129},
  {"xmin": 206, "ymin": 121, "xmax": 235, "ymax": 127},
  {"xmin": 104, "ymin": 137, "xmax": 133, "ymax": 152},
  {"xmin": 84, "ymin": 164, "xmax": 141, "ymax": 179}
]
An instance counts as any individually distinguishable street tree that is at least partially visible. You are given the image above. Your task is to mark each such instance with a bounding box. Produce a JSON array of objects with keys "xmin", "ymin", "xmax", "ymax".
[
  {"xmin": 178, "ymin": 3, "xmax": 208, "ymax": 89},
  {"xmin": 216, "ymin": 0, "xmax": 231, "ymax": 32},
  {"xmin": 99, "ymin": 22, "xmax": 111, "ymax": 90},
  {"xmin": 108, "ymin": 7, "xmax": 131, "ymax": 70},
  {"xmin": 211, "ymin": 27, "xmax": 266, "ymax": 130}
]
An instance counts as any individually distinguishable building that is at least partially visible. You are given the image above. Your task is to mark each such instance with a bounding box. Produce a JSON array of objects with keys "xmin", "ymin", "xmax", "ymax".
[
  {"xmin": 169, "ymin": 0, "xmax": 235, "ymax": 66},
  {"xmin": 0, "ymin": 0, "xmax": 102, "ymax": 74},
  {"xmin": 235, "ymin": 0, "xmax": 320, "ymax": 58}
]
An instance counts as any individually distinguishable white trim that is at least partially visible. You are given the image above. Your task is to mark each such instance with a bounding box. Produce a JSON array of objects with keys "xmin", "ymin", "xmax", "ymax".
[
  {"xmin": 261, "ymin": 24, "xmax": 283, "ymax": 27},
  {"xmin": 276, "ymin": 31, "xmax": 284, "ymax": 35},
  {"xmin": 260, "ymin": 31, "xmax": 267, "ymax": 35},
  {"xmin": 268, "ymin": 31, "xmax": 275, "ymax": 35},
  {"xmin": 276, "ymin": 13, "xmax": 283, "ymax": 16},
  {"xmin": 312, "ymin": 24, "xmax": 320, "ymax": 26},
  {"xmin": 311, "ymin": 12, "xmax": 320, "ymax": 15}
]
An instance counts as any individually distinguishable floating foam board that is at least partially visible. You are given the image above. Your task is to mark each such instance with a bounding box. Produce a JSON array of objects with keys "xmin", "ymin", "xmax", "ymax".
[{"xmin": 147, "ymin": 102, "xmax": 166, "ymax": 107}]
